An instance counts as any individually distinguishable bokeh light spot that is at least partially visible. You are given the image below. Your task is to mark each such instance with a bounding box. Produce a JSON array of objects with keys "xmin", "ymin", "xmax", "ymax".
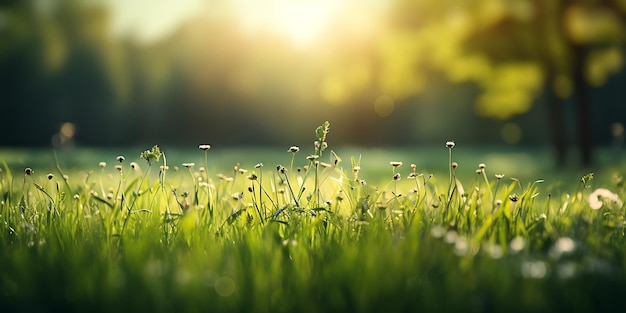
[
  {"xmin": 214, "ymin": 276, "xmax": 236, "ymax": 297},
  {"xmin": 60, "ymin": 122, "xmax": 76, "ymax": 138},
  {"xmin": 374, "ymin": 95, "xmax": 394, "ymax": 118}
]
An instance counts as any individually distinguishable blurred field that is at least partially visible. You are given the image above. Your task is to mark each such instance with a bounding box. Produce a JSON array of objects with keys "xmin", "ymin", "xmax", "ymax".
[{"xmin": 0, "ymin": 145, "xmax": 623, "ymax": 184}]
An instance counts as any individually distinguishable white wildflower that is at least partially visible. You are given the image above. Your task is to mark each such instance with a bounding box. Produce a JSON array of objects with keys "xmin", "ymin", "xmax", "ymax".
[{"xmin": 588, "ymin": 188, "xmax": 622, "ymax": 210}]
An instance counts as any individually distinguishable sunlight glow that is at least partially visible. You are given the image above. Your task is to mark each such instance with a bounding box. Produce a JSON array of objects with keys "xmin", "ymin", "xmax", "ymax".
[{"xmin": 235, "ymin": 0, "xmax": 343, "ymax": 46}]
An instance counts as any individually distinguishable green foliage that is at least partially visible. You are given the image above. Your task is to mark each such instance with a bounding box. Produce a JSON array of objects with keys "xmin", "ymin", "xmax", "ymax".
[{"xmin": 2, "ymin": 133, "xmax": 626, "ymax": 312}]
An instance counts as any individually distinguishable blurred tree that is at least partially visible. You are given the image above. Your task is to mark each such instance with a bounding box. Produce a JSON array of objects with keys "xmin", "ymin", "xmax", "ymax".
[{"xmin": 383, "ymin": 0, "xmax": 626, "ymax": 166}]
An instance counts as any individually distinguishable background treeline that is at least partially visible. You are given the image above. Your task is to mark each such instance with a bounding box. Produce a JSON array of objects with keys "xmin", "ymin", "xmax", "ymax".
[{"xmin": 0, "ymin": 0, "xmax": 624, "ymax": 161}]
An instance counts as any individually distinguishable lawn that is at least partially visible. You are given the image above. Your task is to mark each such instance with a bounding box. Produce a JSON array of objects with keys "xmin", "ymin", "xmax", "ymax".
[{"xmin": 1, "ymin": 122, "xmax": 626, "ymax": 312}]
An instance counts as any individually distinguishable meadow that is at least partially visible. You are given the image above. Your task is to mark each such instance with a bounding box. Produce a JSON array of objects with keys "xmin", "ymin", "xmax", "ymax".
[{"xmin": 2, "ymin": 121, "xmax": 626, "ymax": 312}]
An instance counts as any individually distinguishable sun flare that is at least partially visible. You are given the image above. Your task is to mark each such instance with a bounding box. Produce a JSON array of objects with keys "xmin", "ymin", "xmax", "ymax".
[{"xmin": 235, "ymin": 0, "xmax": 343, "ymax": 46}]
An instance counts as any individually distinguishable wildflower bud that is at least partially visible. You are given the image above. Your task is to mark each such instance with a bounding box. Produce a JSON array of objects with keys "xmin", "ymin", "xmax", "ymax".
[
  {"xmin": 509, "ymin": 195, "xmax": 519, "ymax": 202},
  {"xmin": 411, "ymin": 164, "xmax": 417, "ymax": 170},
  {"xmin": 451, "ymin": 162, "xmax": 458, "ymax": 169},
  {"xmin": 306, "ymin": 155, "xmax": 319, "ymax": 161},
  {"xmin": 183, "ymin": 163, "xmax": 195, "ymax": 168},
  {"xmin": 254, "ymin": 163, "xmax": 263, "ymax": 168},
  {"xmin": 353, "ymin": 166, "xmax": 361, "ymax": 173},
  {"xmin": 288, "ymin": 146, "xmax": 300, "ymax": 153},
  {"xmin": 446, "ymin": 141, "xmax": 455, "ymax": 148},
  {"xmin": 130, "ymin": 162, "xmax": 139, "ymax": 170},
  {"xmin": 99, "ymin": 162, "xmax": 106, "ymax": 168},
  {"xmin": 495, "ymin": 174, "xmax": 505, "ymax": 179},
  {"xmin": 478, "ymin": 163, "xmax": 486, "ymax": 169},
  {"xmin": 495, "ymin": 199, "xmax": 503, "ymax": 206},
  {"xmin": 393, "ymin": 173, "xmax": 401, "ymax": 181},
  {"xmin": 47, "ymin": 173, "xmax": 54, "ymax": 180},
  {"xmin": 199, "ymin": 144, "xmax": 211, "ymax": 151},
  {"xmin": 390, "ymin": 161, "xmax": 403, "ymax": 168},
  {"xmin": 116, "ymin": 155, "xmax": 125, "ymax": 163},
  {"xmin": 248, "ymin": 173, "xmax": 258, "ymax": 181},
  {"xmin": 73, "ymin": 194, "xmax": 80, "ymax": 200},
  {"xmin": 248, "ymin": 186, "xmax": 254, "ymax": 193},
  {"xmin": 320, "ymin": 162, "xmax": 331, "ymax": 168},
  {"xmin": 238, "ymin": 168, "xmax": 247, "ymax": 174},
  {"xmin": 25, "ymin": 168, "xmax": 33, "ymax": 175},
  {"xmin": 173, "ymin": 166, "xmax": 179, "ymax": 171},
  {"xmin": 476, "ymin": 169, "xmax": 482, "ymax": 175},
  {"xmin": 115, "ymin": 165, "xmax": 122, "ymax": 172}
]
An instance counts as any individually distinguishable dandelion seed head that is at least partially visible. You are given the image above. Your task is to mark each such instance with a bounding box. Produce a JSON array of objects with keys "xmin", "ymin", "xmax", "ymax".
[{"xmin": 588, "ymin": 188, "xmax": 623, "ymax": 210}]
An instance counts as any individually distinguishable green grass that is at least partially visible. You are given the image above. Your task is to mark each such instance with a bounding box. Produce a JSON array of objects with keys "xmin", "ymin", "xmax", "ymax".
[{"xmin": 2, "ymin": 123, "xmax": 626, "ymax": 312}]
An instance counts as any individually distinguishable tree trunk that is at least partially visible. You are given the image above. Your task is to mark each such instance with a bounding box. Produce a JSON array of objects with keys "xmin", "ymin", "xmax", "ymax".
[
  {"xmin": 545, "ymin": 70, "xmax": 567, "ymax": 167},
  {"xmin": 572, "ymin": 44, "xmax": 593, "ymax": 166}
]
